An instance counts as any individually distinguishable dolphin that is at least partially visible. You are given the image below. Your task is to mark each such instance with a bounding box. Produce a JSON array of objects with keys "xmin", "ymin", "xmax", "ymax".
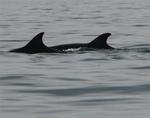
[
  {"xmin": 9, "ymin": 32, "xmax": 63, "ymax": 54},
  {"xmin": 50, "ymin": 32, "xmax": 113, "ymax": 51},
  {"xmin": 9, "ymin": 32, "xmax": 113, "ymax": 54}
]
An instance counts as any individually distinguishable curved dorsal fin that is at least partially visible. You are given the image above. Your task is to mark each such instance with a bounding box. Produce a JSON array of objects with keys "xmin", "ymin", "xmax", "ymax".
[
  {"xmin": 24, "ymin": 32, "xmax": 45, "ymax": 49},
  {"xmin": 88, "ymin": 33, "xmax": 113, "ymax": 49},
  {"xmin": 10, "ymin": 32, "xmax": 52, "ymax": 54}
]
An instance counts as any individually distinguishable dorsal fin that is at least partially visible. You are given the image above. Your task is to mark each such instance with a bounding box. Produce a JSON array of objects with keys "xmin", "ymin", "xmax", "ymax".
[
  {"xmin": 10, "ymin": 32, "xmax": 57, "ymax": 54},
  {"xmin": 24, "ymin": 32, "xmax": 46, "ymax": 49},
  {"xmin": 88, "ymin": 33, "xmax": 113, "ymax": 49}
]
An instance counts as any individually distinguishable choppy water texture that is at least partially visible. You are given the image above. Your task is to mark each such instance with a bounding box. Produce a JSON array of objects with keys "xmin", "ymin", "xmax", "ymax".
[{"xmin": 1, "ymin": 0, "xmax": 150, "ymax": 118}]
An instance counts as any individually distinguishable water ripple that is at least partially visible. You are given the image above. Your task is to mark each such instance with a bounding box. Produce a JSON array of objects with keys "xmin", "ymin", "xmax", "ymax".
[
  {"xmin": 15, "ymin": 84, "xmax": 150, "ymax": 96},
  {"xmin": 131, "ymin": 66, "xmax": 150, "ymax": 70},
  {"xmin": 132, "ymin": 24, "xmax": 150, "ymax": 28},
  {"xmin": 0, "ymin": 75, "xmax": 24, "ymax": 80},
  {"xmin": 63, "ymin": 97, "xmax": 138, "ymax": 106}
]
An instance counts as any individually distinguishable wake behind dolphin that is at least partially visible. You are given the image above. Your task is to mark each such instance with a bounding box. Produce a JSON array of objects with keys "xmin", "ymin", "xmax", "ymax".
[{"xmin": 10, "ymin": 32, "xmax": 114, "ymax": 54}]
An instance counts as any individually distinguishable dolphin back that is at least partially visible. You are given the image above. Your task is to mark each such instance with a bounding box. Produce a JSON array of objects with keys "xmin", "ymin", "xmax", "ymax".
[
  {"xmin": 88, "ymin": 33, "xmax": 113, "ymax": 49},
  {"xmin": 9, "ymin": 32, "xmax": 61, "ymax": 54}
]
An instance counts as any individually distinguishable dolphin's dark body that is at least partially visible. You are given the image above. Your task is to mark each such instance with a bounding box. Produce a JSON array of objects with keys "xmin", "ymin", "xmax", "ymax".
[
  {"xmin": 10, "ymin": 32, "xmax": 113, "ymax": 54},
  {"xmin": 9, "ymin": 32, "xmax": 62, "ymax": 54},
  {"xmin": 50, "ymin": 33, "xmax": 113, "ymax": 51}
]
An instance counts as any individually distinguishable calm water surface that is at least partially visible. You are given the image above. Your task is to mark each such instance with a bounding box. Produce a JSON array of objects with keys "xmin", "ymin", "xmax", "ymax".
[{"xmin": 1, "ymin": 0, "xmax": 150, "ymax": 118}]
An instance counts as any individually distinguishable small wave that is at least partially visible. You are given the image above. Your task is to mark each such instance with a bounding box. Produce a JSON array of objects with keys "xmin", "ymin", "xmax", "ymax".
[
  {"xmin": 95, "ymin": 21, "xmax": 110, "ymax": 25},
  {"xmin": 62, "ymin": 97, "xmax": 137, "ymax": 106},
  {"xmin": 0, "ymin": 74, "xmax": 43, "ymax": 81},
  {"xmin": 119, "ymin": 7, "xmax": 143, "ymax": 10},
  {"xmin": 132, "ymin": 24, "xmax": 150, "ymax": 28},
  {"xmin": 9, "ymin": 83, "xmax": 38, "ymax": 87},
  {"xmin": 0, "ymin": 75, "xmax": 24, "ymax": 80},
  {"xmin": 131, "ymin": 66, "xmax": 150, "ymax": 70},
  {"xmin": 42, "ymin": 8, "xmax": 53, "ymax": 11},
  {"xmin": 0, "ymin": 24, "xmax": 11, "ymax": 28},
  {"xmin": 0, "ymin": 40, "xmax": 27, "ymax": 42},
  {"xmin": 70, "ymin": 17, "xmax": 90, "ymax": 20},
  {"xmin": 122, "ymin": 44, "xmax": 150, "ymax": 49},
  {"xmin": 121, "ymin": 44, "xmax": 150, "ymax": 53},
  {"xmin": 15, "ymin": 84, "xmax": 150, "ymax": 96},
  {"xmin": 54, "ymin": 77, "xmax": 86, "ymax": 82}
]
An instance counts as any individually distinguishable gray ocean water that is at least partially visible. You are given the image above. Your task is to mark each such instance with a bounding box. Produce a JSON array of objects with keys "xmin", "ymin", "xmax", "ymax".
[{"xmin": 1, "ymin": 0, "xmax": 150, "ymax": 117}]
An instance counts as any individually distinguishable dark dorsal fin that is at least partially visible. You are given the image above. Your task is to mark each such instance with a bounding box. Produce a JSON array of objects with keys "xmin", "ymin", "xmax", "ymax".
[
  {"xmin": 88, "ymin": 33, "xmax": 113, "ymax": 49},
  {"xmin": 10, "ymin": 32, "xmax": 58, "ymax": 54},
  {"xmin": 24, "ymin": 32, "xmax": 46, "ymax": 49}
]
